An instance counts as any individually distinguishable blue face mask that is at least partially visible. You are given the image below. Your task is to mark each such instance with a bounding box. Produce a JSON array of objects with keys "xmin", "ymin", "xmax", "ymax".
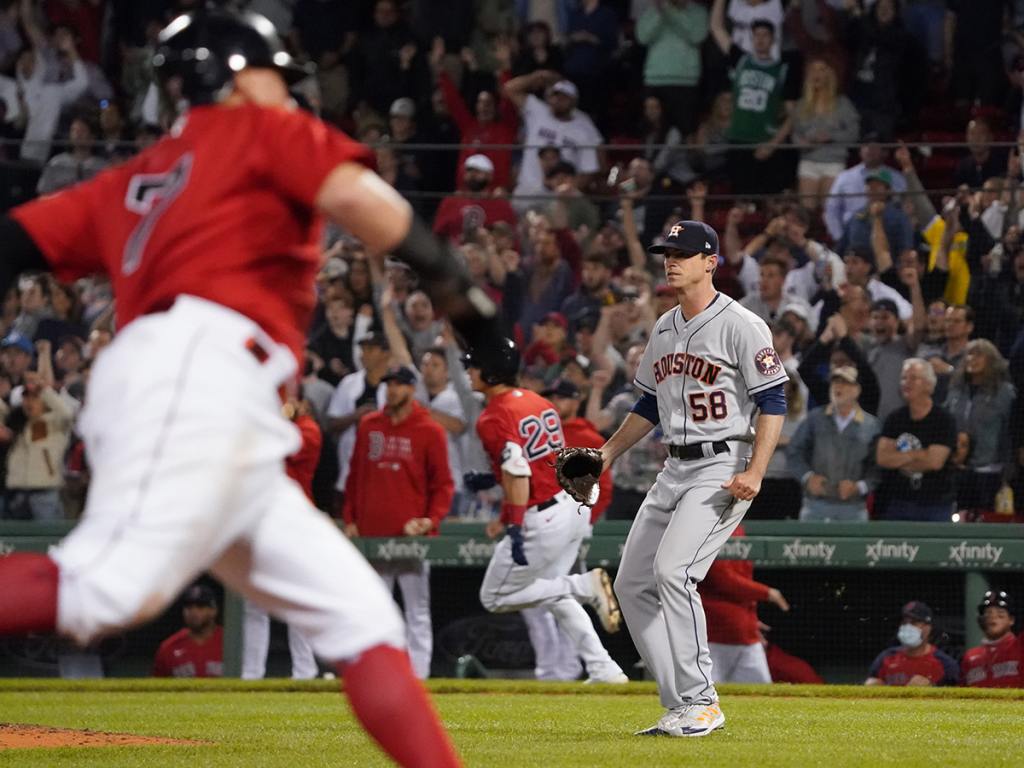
[{"xmin": 898, "ymin": 623, "xmax": 924, "ymax": 648}]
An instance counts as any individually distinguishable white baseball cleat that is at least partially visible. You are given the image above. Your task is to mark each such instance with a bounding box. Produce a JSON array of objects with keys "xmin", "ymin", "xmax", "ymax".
[
  {"xmin": 587, "ymin": 568, "xmax": 621, "ymax": 633},
  {"xmin": 583, "ymin": 671, "xmax": 629, "ymax": 685},
  {"xmin": 634, "ymin": 707, "xmax": 684, "ymax": 736},
  {"xmin": 661, "ymin": 703, "xmax": 725, "ymax": 737}
]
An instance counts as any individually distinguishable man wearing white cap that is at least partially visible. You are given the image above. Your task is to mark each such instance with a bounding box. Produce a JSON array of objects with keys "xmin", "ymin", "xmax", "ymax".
[
  {"xmin": 503, "ymin": 70, "xmax": 603, "ymax": 207},
  {"xmin": 433, "ymin": 153, "xmax": 518, "ymax": 241}
]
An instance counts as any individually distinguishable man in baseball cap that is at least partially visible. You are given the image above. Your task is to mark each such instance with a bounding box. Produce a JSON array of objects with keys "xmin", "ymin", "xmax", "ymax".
[
  {"xmin": 864, "ymin": 599, "xmax": 958, "ymax": 686},
  {"xmin": 648, "ymin": 220, "xmax": 719, "ymax": 257},
  {"xmin": 962, "ymin": 590, "xmax": 1020, "ymax": 687},
  {"xmin": 153, "ymin": 583, "xmax": 223, "ymax": 677}
]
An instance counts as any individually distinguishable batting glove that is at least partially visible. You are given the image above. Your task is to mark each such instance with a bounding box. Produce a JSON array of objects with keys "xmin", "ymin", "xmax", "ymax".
[{"xmin": 507, "ymin": 524, "xmax": 528, "ymax": 566}]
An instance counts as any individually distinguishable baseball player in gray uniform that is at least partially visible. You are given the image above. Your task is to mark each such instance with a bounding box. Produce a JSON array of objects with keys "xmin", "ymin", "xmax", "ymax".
[{"xmin": 598, "ymin": 221, "xmax": 787, "ymax": 736}]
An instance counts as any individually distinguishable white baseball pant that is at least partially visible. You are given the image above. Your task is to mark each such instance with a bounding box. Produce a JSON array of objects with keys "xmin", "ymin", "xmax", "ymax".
[
  {"xmin": 708, "ymin": 642, "xmax": 771, "ymax": 683},
  {"xmin": 374, "ymin": 562, "xmax": 432, "ymax": 680},
  {"xmin": 479, "ymin": 492, "xmax": 622, "ymax": 680},
  {"xmin": 50, "ymin": 296, "xmax": 406, "ymax": 663},
  {"xmin": 242, "ymin": 599, "xmax": 318, "ymax": 679},
  {"xmin": 614, "ymin": 447, "xmax": 751, "ymax": 708},
  {"xmin": 522, "ymin": 606, "xmax": 582, "ymax": 681}
]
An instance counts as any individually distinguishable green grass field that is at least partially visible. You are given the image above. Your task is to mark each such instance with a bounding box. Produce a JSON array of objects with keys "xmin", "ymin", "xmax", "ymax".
[{"xmin": 1, "ymin": 679, "xmax": 1022, "ymax": 766}]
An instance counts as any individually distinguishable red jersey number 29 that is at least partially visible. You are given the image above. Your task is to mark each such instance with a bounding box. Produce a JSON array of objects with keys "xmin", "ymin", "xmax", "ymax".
[
  {"xmin": 519, "ymin": 408, "xmax": 564, "ymax": 461},
  {"xmin": 122, "ymin": 153, "xmax": 194, "ymax": 275}
]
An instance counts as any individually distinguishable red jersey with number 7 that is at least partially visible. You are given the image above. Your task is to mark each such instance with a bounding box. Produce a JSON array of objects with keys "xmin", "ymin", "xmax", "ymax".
[
  {"xmin": 476, "ymin": 388, "xmax": 565, "ymax": 508},
  {"xmin": 10, "ymin": 104, "xmax": 372, "ymax": 362}
]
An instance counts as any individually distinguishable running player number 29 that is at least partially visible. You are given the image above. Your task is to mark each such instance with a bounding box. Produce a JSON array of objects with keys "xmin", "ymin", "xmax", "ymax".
[
  {"xmin": 689, "ymin": 390, "xmax": 728, "ymax": 422},
  {"xmin": 122, "ymin": 153, "xmax": 194, "ymax": 275},
  {"xmin": 519, "ymin": 408, "xmax": 565, "ymax": 461}
]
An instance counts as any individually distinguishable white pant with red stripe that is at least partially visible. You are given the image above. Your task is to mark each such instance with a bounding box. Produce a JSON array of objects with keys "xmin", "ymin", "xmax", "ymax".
[{"xmin": 50, "ymin": 296, "xmax": 406, "ymax": 662}]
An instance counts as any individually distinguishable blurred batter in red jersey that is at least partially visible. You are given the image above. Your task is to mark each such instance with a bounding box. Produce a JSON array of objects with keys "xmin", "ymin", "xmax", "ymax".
[
  {"xmin": 465, "ymin": 339, "xmax": 627, "ymax": 683},
  {"xmin": 0, "ymin": 9, "xmax": 481, "ymax": 767}
]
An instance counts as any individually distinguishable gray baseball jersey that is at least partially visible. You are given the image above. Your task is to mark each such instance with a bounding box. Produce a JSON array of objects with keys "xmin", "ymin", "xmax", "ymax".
[{"xmin": 634, "ymin": 294, "xmax": 788, "ymax": 444}]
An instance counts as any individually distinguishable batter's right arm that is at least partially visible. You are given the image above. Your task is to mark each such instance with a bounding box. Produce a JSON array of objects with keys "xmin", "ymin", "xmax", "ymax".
[{"xmin": 600, "ymin": 412, "xmax": 657, "ymax": 473}]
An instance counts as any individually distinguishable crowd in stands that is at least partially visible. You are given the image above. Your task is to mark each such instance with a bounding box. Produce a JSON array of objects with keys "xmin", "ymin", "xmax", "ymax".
[{"xmin": 0, "ymin": 0, "xmax": 1022, "ymax": 524}]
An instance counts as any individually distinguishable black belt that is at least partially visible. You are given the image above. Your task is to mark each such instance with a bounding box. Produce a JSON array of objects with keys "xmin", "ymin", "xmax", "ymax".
[
  {"xmin": 668, "ymin": 441, "xmax": 730, "ymax": 460},
  {"xmin": 537, "ymin": 495, "xmax": 560, "ymax": 511}
]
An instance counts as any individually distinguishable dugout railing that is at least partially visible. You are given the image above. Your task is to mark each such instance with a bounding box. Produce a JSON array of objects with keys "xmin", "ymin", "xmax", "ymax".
[{"xmin": 2, "ymin": 520, "xmax": 1023, "ymax": 682}]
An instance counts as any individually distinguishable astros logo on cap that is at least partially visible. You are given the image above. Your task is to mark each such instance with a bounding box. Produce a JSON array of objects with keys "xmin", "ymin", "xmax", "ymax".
[{"xmin": 669, "ymin": 224, "xmax": 683, "ymax": 237}]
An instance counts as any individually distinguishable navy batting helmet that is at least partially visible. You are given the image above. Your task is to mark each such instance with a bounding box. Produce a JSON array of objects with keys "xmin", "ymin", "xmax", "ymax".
[
  {"xmin": 462, "ymin": 338, "xmax": 520, "ymax": 386},
  {"xmin": 978, "ymin": 590, "xmax": 1014, "ymax": 616},
  {"xmin": 153, "ymin": 7, "xmax": 313, "ymax": 105}
]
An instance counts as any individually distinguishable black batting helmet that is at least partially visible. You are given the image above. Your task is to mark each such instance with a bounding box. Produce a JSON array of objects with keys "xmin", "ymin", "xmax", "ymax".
[
  {"xmin": 153, "ymin": 7, "xmax": 313, "ymax": 106},
  {"xmin": 462, "ymin": 338, "xmax": 520, "ymax": 386},
  {"xmin": 978, "ymin": 590, "xmax": 1014, "ymax": 617}
]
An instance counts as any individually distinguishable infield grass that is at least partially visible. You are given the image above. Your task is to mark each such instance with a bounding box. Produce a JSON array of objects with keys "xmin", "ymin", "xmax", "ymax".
[{"xmin": 0, "ymin": 679, "xmax": 1022, "ymax": 766}]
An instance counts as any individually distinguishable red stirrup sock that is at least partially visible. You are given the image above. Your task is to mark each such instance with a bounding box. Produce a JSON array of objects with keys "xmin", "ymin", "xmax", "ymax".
[
  {"xmin": 0, "ymin": 553, "xmax": 58, "ymax": 635},
  {"xmin": 338, "ymin": 645, "xmax": 461, "ymax": 768}
]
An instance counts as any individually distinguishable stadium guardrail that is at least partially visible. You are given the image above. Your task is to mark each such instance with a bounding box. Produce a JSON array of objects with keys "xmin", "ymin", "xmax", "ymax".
[{"xmin": 3, "ymin": 520, "xmax": 1021, "ymax": 675}]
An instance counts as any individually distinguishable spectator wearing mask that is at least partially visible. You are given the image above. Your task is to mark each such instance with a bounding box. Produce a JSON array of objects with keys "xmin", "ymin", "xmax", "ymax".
[
  {"xmin": 825, "ymin": 141, "xmax": 907, "ymax": 243},
  {"xmin": 875, "ymin": 358, "xmax": 957, "ymax": 521},
  {"xmin": 36, "ymin": 115, "xmax": 108, "ymax": 195},
  {"xmin": 505, "ymin": 72, "xmax": 603, "ymax": 207},
  {"xmin": 699, "ymin": 526, "xmax": 790, "ymax": 683},
  {"xmin": 635, "ymin": 0, "xmax": 709, "ymax": 135},
  {"xmin": 787, "ymin": 366, "xmax": 880, "ymax": 522},
  {"xmin": 944, "ymin": 340, "xmax": 1016, "ymax": 518},
  {"xmin": 865, "ymin": 601, "xmax": 958, "ymax": 686},
  {"xmin": 153, "ymin": 584, "xmax": 223, "ymax": 678},
  {"xmin": 342, "ymin": 366, "xmax": 454, "ymax": 679},
  {"xmin": 961, "ymin": 590, "xmax": 1021, "ymax": 688},
  {"xmin": 433, "ymin": 155, "xmax": 518, "ymax": 241}
]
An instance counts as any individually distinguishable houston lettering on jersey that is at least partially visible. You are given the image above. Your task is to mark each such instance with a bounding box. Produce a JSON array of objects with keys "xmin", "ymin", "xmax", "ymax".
[{"xmin": 652, "ymin": 352, "xmax": 723, "ymax": 386}]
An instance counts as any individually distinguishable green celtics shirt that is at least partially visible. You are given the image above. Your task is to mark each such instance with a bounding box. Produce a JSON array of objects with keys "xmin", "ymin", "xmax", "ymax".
[{"xmin": 726, "ymin": 52, "xmax": 789, "ymax": 145}]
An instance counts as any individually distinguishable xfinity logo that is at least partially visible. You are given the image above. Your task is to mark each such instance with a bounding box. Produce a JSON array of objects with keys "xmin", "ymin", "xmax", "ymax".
[
  {"xmin": 947, "ymin": 541, "xmax": 1003, "ymax": 566},
  {"xmin": 720, "ymin": 539, "xmax": 753, "ymax": 560},
  {"xmin": 865, "ymin": 540, "xmax": 919, "ymax": 566},
  {"xmin": 374, "ymin": 540, "xmax": 429, "ymax": 562},
  {"xmin": 782, "ymin": 539, "xmax": 835, "ymax": 563},
  {"xmin": 458, "ymin": 539, "xmax": 495, "ymax": 563}
]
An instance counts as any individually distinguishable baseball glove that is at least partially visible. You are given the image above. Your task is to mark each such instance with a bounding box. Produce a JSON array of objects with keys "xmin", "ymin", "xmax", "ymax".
[{"xmin": 554, "ymin": 447, "xmax": 603, "ymax": 506}]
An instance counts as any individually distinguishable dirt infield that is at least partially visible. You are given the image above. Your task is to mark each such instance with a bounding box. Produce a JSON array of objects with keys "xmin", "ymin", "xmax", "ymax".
[{"xmin": 0, "ymin": 723, "xmax": 206, "ymax": 749}]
